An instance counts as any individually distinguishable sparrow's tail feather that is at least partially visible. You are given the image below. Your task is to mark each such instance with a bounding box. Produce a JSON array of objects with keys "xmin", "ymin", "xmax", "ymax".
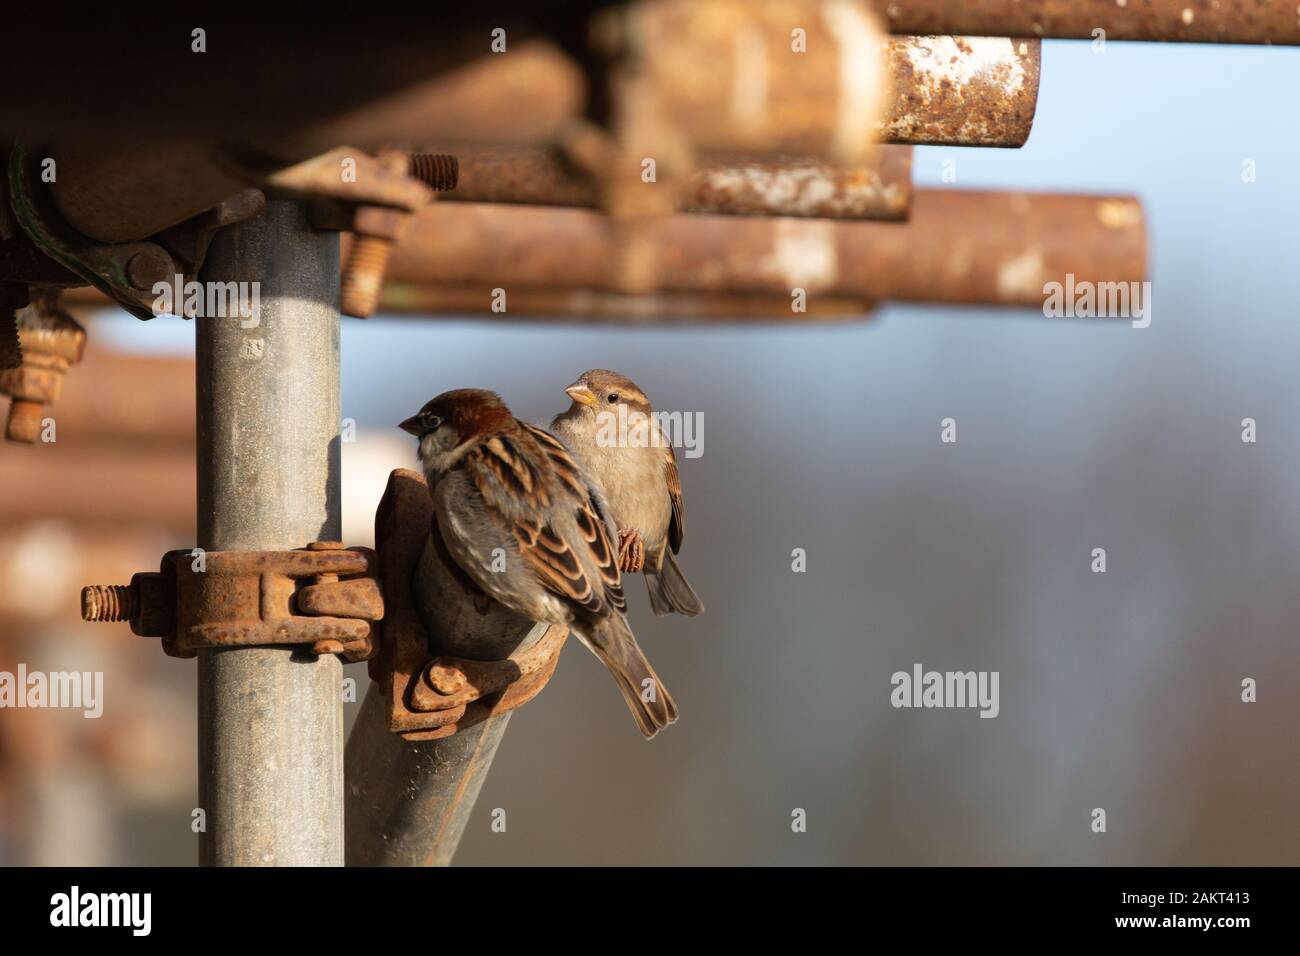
[
  {"xmin": 646, "ymin": 551, "xmax": 704, "ymax": 617},
  {"xmin": 584, "ymin": 617, "xmax": 679, "ymax": 739}
]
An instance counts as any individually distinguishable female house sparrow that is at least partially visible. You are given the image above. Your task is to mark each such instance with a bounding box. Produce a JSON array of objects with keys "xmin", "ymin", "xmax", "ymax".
[
  {"xmin": 400, "ymin": 388, "xmax": 678, "ymax": 739},
  {"xmin": 550, "ymin": 370, "xmax": 704, "ymax": 617}
]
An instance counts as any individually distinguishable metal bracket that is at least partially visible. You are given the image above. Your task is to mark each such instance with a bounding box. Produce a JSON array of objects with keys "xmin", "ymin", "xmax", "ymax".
[
  {"xmin": 81, "ymin": 541, "xmax": 382, "ymax": 663},
  {"xmin": 6, "ymin": 141, "xmax": 268, "ymax": 320},
  {"xmin": 288, "ymin": 148, "xmax": 457, "ymax": 319},
  {"xmin": 370, "ymin": 468, "xmax": 568, "ymax": 741},
  {"xmin": 80, "ymin": 473, "xmax": 568, "ymax": 737},
  {"xmin": 7, "ymin": 141, "xmax": 188, "ymax": 320}
]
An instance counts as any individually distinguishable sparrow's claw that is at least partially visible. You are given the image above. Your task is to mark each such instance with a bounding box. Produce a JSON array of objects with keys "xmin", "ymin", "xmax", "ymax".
[{"xmin": 617, "ymin": 528, "xmax": 646, "ymax": 574}]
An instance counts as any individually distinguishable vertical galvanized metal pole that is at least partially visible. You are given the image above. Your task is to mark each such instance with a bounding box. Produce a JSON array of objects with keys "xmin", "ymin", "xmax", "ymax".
[{"xmin": 196, "ymin": 200, "xmax": 343, "ymax": 866}]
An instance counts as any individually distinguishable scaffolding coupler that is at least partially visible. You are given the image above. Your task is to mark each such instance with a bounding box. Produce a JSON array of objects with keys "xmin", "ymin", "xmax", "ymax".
[{"xmin": 80, "ymin": 486, "xmax": 568, "ymax": 738}]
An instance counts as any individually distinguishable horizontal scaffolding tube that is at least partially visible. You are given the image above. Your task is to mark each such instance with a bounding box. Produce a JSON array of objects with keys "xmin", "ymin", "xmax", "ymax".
[
  {"xmin": 377, "ymin": 285, "xmax": 877, "ymax": 322},
  {"xmin": 385, "ymin": 190, "xmax": 1147, "ymax": 308},
  {"xmin": 610, "ymin": 9, "xmax": 1041, "ymax": 152},
  {"xmin": 875, "ymin": 0, "xmax": 1300, "ymax": 45},
  {"xmin": 443, "ymin": 145, "xmax": 913, "ymax": 220}
]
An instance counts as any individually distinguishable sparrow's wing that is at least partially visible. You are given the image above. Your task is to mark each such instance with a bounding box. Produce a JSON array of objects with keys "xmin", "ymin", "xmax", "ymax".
[
  {"xmin": 662, "ymin": 444, "xmax": 685, "ymax": 553},
  {"xmin": 467, "ymin": 424, "xmax": 624, "ymax": 617},
  {"xmin": 520, "ymin": 422, "xmax": 625, "ymax": 613},
  {"xmin": 528, "ymin": 424, "xmax": 619, "ymax": 534}
]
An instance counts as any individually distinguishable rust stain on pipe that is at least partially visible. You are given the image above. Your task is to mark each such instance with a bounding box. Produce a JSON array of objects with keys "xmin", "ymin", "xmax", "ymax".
[
  {"xmin": 442, "ymin": 144, "xmax": 913, "ymax": 220},
  {"xmin": 656, "ymin": 191, "xmax": 1147, "ymax": 304},
  {"xmin": 881, "ymin": 36, "xmax": 1040, "ymax": 147},
  {"xmin": 386, "ymin": 191, "xmax": 1146, "ymax": 308},
  {"xmin": 604, "ymin": 2, "xmax": 1041, "ymax": 155},
  {"xmin": 874, "ymin": 0, "xmax": 1300, "ymax": 45},
  {"xmin": 683, "ymin": 147, "xmax": 912, "ymax": 218}
]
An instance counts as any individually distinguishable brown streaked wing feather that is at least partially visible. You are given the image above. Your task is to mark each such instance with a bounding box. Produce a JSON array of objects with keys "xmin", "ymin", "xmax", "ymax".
[
  {"xmin": 466, "ymin": 428, "xmax": 610, "ymax": 616},
  {"xmin": 522, "ymin": 422, "xmax": 586, "ymax": 497},
  {"xmin": 526, "ymin": 522, "xmax": 603, "ymax": 614},
  {"xmin": 576, "ymin": 502, "xmax": 625, "ymax": 613},
  {"xmin": 480, "ymin": 434, "xmax": 550, "ymax": 508},
  {"xmin": 663, "ymin": 445, "xmax": 685, "ymax": 553},
  {"xmin": 523, "ymin": 422, "xmax": 626, "ymax": 613},
  {"xmin": 521, "ymin": 422, "xmax": 568, "ymax": 454}
]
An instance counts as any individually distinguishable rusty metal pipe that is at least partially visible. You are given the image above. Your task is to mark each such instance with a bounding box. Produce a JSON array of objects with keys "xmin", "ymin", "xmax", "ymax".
[
  {"xmin": 684, "ymin": 148, "xmax": 913, "ymax": 218},
  {"xmin": 442, "ymin": 144, "xmax": 914, "ymax": 220},
  {"xmin": 377, "ymin": 283, "xmax": 876, "ymax": 321},
  {"xmin": 881, "ymin": 36, "xmax": 1040, "ymax": 148},
  {"xmin": 600, "ymin": 1, "xmax": 1040, "ymax": 154},
  {"xmin": 385, "ymin": 191, "xmax": 1146, "ymax": 308},
  {"xmin": 874, "ymin": 0, "xmax": 1300, "ymax": 45}
]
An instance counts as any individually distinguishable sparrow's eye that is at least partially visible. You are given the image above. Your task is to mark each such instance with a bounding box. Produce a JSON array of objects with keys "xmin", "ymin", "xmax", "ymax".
[
  {"xmin": 607, "ymin": 393, "xmax": 619, "ymax": 404},
  {"xmin": 425, "ymin": 415, "xmax": 442, "ymax": 429}
]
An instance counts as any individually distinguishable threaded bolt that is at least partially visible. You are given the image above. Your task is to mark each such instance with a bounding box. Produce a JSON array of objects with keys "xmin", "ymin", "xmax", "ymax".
[
  {"xmin": 338, "ymin": 154, "xmax": 456, "ymax": 319},
  {"xmin": 5, "ymin": 398, "xmax": 45, "ymax": 443},
  {"xmin": 82, "ymin": 584, "xmax": 137, "ymax": 623},
  {"xmin": 408, "ymin": 153, "xmax": 459, "ymax": 191},
  {"xmin": 340, "ymin": 235, "xmax": 394, "ymax": 319}
]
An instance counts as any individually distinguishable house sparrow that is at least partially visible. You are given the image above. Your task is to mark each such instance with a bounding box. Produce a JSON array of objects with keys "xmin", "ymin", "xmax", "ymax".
[
  {"xmin": 400, "ymin": 388, "xmax": 678, "ymax": 739},
  {"xmin": 550, "ymin": 369, "xmax": 704, "ymax": 617}
]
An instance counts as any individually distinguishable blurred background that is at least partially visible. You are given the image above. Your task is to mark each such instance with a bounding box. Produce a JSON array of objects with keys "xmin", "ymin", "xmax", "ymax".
[{"xmin": 2, "ymin": 39, "xmax": 1298, "ymax": 865}]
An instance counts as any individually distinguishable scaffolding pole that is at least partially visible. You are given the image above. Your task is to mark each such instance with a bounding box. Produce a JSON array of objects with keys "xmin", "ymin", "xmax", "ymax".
[{"xmin": 195, "ymin": 200, "xmax": 343, "ymax": 866}]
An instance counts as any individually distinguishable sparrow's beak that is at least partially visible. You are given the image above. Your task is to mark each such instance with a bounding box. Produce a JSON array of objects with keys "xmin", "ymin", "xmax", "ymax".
[
  {"xmin": 565, "ymin": 382, "xmax": 597, "ymax": 406},
  {"xmin": 399, "ymin": 414, "xmax": 424, "ymax": 436}
]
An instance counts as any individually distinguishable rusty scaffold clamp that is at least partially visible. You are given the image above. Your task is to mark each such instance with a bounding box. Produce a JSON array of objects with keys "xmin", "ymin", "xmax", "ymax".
[
  {"xmin": 80, "ymin": 474, "xmax": 569, "ymax": 738},
  {"xmin": 81, "ymin": 542, "xmax": 383, "ymax": 662},
  {"xmin": 369, "ymin": 468, "xmax": 569, "ymax": 741}
]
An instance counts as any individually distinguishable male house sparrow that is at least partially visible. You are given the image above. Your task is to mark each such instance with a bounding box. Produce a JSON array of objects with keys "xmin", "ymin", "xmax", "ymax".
[
  {"xmin": 400, "ymin": 388, "xmax": 678, "ymax": 739},
  {"xmin": 550, "ymin": 369, "xmax": 704, "ymax": 617}
]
